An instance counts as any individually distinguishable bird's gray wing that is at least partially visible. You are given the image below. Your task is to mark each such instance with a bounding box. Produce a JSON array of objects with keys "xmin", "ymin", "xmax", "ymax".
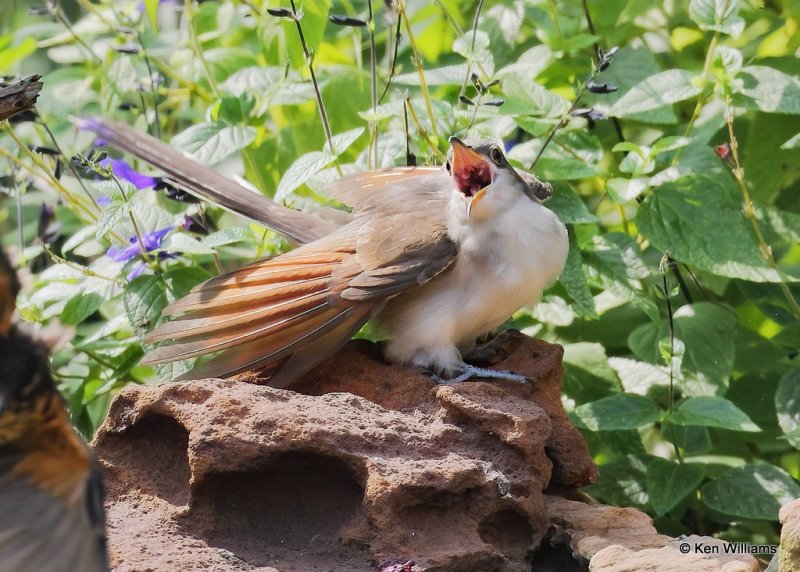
[{"xmin": 0, "ymin": 452, "xmax": 108, "ymax": 572}]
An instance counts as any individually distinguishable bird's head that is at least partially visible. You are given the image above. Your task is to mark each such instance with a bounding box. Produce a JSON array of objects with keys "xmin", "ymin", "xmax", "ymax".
[{"xmin": 445, "ymin": 137, "xmax": 552, "ymax": 220}]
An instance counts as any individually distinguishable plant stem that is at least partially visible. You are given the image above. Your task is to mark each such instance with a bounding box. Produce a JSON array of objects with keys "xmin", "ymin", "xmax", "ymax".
[
  {"xmin": 288, "ymin": 0, "xmax": 342, "ymax": 176},
  {"xmin": 379, "ymin": 14, "xmax": 402, "ymax": 103},
  {"xmin": 530, "ymin": 68, "xmax": 596, "ymax": 169},
  {"xmin": 660, "ymin": 257, "xmax": 684, "ymax": 463},
  {"xmin": 398, "ymin": 1, "xmax": 439, "ymax": 141},
  {"xmin": 723, "ymin": 96, "xmax": 800, "ymax": 320},
  {"xmin": 404, "ymin": 96, "xmax": 445, "ymax": 162},
  {"xmin": 367, "ymin": 0, "xmax": 378, "ymax": 170},
  {"xmin": 55, "ymin": 6, "xmax": 102, "ymax": 64},
  {"xmin": 456, "ymin": 0, "xmax": 485, "ymax": 115},
  {"xmin": 672, "ymin": 33, "xmax": 718, "ymax": 166}
]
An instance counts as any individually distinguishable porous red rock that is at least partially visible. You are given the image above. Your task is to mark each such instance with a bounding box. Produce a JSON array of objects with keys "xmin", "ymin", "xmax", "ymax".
[{"xmin": 93, "ymin": 332, "xmax": 597, "ymax": 571}]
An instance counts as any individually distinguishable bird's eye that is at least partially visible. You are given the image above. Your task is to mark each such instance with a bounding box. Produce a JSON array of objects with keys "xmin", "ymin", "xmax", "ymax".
[
  {"xmin": 445, "ymin": 160, "xmax": 451, "ymax": 173},
  {"xmin": 489, "ymin": 146, "xmax": 503, "ymax": 165}
]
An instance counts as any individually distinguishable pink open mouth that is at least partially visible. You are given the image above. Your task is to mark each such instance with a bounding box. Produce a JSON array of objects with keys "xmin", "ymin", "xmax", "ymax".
[{"xmin": 454, "ymin": 162, "xmax": 493, "ymax": 197}]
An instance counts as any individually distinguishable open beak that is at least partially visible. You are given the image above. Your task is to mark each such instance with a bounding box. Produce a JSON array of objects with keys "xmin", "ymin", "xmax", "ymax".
[
  {"xmin": 449, "ymin": 137, "xmax": 493, "ymax": 217},
  {"xmin": 450, "ymin": 137, "xmax": 485, "ymax": 176}
]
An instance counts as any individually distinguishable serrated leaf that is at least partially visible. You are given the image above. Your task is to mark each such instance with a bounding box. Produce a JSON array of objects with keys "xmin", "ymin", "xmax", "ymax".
[
  {"xmin": 202, "ymin": 227, "xmax": 250, "ymax": 248},
  {"xmin": 671, "ymin": 396, "xmax": 760, "ymax": 432},
  {"xmin": 123, "ymin": 275, "xmax": 168, "ymax": 336},
  {"xmin": 637, "ymin": 175, "xmax": 789, "ymax": 282},
  {"xmin": 689, "ymin": 0, "xmax": 745, "ymax": 36},
  {"xmin": 171, "ymin": 122, "xmax": 256, "ymax": 165},
  {"xmin": 61, "ymin": 293, "xmax": 103, "ymax": 325},
  {"xmin": 609, "ymin": 70, "xmax": 701, "ymax": 117},
  {"xmin": 275, "ymin": 150, "xmax": 335, "ymax": 202},
  {"xmin": 572, "ymin": 394, "xmax": 662, "ymax": 431},
  {"xmin": 220, "ymin": 66, "xmax": 314, "ymax": 105},
  {"xmin": 165, "ymin": 266, "xmax": 213, "ymax": 299},
  {"xmin": 161, "ymin": 233, "xmax": 215, "ymax": 255},
  {"xmin": 629, "ymin": 303, "xmax": 737, "ymax": 396},
  {"xmin": 701, "ymin": 464, "xmax": 800, "ymax": 520},
  {"xmin": 583, "ymin": 455, "xmax": 651, "ymax": 511},
  {"xmin": 776, "ymin": 369, "xmax": 800, "ymax": 449},
  {"xmin": 324, "ymin": 127, "xmax": 365, "ymax": 155},
  {"xmin": 608, "ymin": 357, "xmax": 671, "ymax": 396},
  {"xmin": 95, "ymin": 202, "xmax": 131, "ymax": 240},
  {"xmin": 734, "ymin": 66, "xmax": 800, "ymax": 115},
  {"xmin": 646, "ymin": 458, "xmax": 705, "ymax": 516},
  {"xmin": 559, "ymin": 231, "xmax": 598, "ymax": 320},
  {"xmin": 546, "ymin": 183, "xmax": 598, "ymax": 224}
]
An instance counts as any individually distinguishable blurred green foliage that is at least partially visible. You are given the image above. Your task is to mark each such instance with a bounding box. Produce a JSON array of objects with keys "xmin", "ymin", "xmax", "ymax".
[{"xmin": 1, "ymin": 0, "xmax": 799, "ymax": 547}]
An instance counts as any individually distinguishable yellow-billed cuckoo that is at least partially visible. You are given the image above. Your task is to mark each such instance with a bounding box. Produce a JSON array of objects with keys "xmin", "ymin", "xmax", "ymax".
[{"xmin": 81, "ymin": 119, "xmax": 569, "ymax": 387}]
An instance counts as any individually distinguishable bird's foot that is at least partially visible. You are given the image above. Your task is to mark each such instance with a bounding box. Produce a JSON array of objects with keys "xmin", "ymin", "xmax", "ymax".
[{"xmin": 429, "ymin": 364, "xmax": 528, "ymax": 385}]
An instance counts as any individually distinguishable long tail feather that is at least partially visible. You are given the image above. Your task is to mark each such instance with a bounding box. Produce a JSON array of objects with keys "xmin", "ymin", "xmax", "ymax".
[{"xmin": 77, "ymin": 118, "xmax": 340, "ymax": 244}]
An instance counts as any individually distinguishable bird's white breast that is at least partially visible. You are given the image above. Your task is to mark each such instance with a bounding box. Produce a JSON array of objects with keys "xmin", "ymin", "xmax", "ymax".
[{"xmin": 379, "ymin": 194, "xmax": 568, "ymax": 371}]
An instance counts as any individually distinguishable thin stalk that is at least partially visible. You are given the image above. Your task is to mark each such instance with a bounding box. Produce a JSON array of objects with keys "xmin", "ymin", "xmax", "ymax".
[
  {"xmin": 661, "ymin": 259, "xmax": 684, "ymax": 463},
  {"xmin": 185, "ymin": 0, "xmax": 220, "ymax": 94},
  {"xmin": 530, "ymin": 69, "xmax": 596, "ymax": 169},
  {"xmin": 672, "ymin": 33, "xmax": 719, "ymax": 166},
  {"xmin": 456, "ymin": 0, "xmax": 485, "ymax": 114},
  {"xmin": 398, "ymin": 2, "xmax": 439, "ymax": 141},
  {"xmin": 42, "ymin": 245, "xmax": 121, "ymax": 283},
  {"xmin": 367, "ymin": 0, "xmax": 378, "ymax": 170},
  {"xmin": 404, "ymin": 97, "xmax": 445, "ymax": 162},
  {"xmin": 55, "ymin": 6, "xmax": 102, "ymax": 64},
  {"xmin": 378, "ymin": 14, "xmax": 402, "ymax": 103},
  {"xmin": 724, "ymin": 96, "xmax": 800, "ymax": 320},
  {"xmin": 1, "ymin": 124, "xmax": 99, "ymax": 222},
  {"xmin": 580, "ymin": 0, "xmax": 625, "ymax": 142},
  {"xmin": 288, "ymin": 0, "xmax": 343, "ymax": 176},
  {"xmin": 37, "ymin": 117, "xmax": 100, "ymax": 210}
]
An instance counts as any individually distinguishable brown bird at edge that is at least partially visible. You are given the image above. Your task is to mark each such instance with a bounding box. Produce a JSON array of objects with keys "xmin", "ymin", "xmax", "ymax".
[
  {"xmin": 0, "ymin": 247, "xmax": 109, "ymax": 572},
  {"xmin": 81, "ymin": 119, "xmax": 569, "ymax": 388}
]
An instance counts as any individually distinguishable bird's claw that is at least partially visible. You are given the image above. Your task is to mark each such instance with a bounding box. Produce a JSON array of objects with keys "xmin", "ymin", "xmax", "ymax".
[{"xmin": 429, "ymin": 364, "xmax": 529, "ymax": 385}]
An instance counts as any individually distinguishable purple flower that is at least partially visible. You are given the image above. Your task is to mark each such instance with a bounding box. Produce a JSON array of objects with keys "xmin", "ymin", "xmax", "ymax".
[
  {"xmin": 99, "ymin": 157, "xmax": 156, "ymax": 189},
  {"xmin": 97, "ymin": 196, "xmax": 112, "ymax": 206},
  {"xmin": 107, "ymin": 226, "xmax": 173, "ymax": 263}
]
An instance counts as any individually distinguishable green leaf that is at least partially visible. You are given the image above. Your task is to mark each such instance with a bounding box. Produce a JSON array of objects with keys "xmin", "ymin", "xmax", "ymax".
[
  {"xmin": 646, "ymin": 458, "xmax": 705, "ymax": 516},
  {"xmin": 501, "ymin": 73, "xmax": 569, "ymax": 117},
  {"xmin": 61, "ymin": 293, "xmax": 103, "ymax": 325},
  {"xmin": 650, "ymin": 136, "xmax": 691, "ymax": 157},
  {"xmin": 583, "ymin": 455, "xmax": 651, "ymax": 511},
  {"xmin": 95, "ymin": 202, "xmax": 131, "ymax": 240},
  {"xmin": 165, "ymin": 266, "xmax": 212, "ymax": 299},
  {"xmin": 559, "ymin": 231, "xmax": 598, "ymax": 320},
  {"xmin": 607, "ymin": 177, "xmax": 649, "ymax": 203},
  {"xmin": 274, "ymin": 150, "xmax": 335, "ymax": 203},
  {"xmin": 701, "ymin": 464, "xmax": 800, "ymax": 520},
  {"xmin": 671, "ymin": 396, "xmax": 761, "ymax": 432},
  {"xmin": 608, "ymin": 357, "xmax": 671, "ymax": 396},
  {"xmin": 562, "ymin": 342, "xmax": 620, "ymax": 401},
  {"xmin": 202, "ymin": 227, "xmax": 250, "ymax": 248},
  {"xmin": 629, "ymin": 303, "xmax": 737, "ymax": 395},
  {"xmin": 782, "ymin": 132, "xmax": 800, "ymax": 149},
  {"xmin": 171, "ymin": 122, "xmax": 256, "ymax": 165},
  {"xmin": 220, "ymin": 66, "xmax": 314, "ymax": 105},
  {"xmin": 734, "ymin": 66, "xmax": 800, "ymax": 115},
  {"xmin": 161, "ymin": 233, "xmax": 215, "ymax": 255},
  {"xmin": 689, "ymin": 0, "xmax": 745, "ymax": 36},
  {"xmin": 637, "ymin": 175, "xmax": 788, "ymax": 282},
  {"xmin": 123, "ymin": 275, "xmax": 168, "ymax": 337},
  {"xmin": 776, "ymin": 369, "xmax": 800, "ymax": 449},
  {"xmin": 587, "ymin": 46, "xmax": 678, "ymax": 124},
  {"xmin": 144, "ymin": 0, "xmax": 159, "ymax": 28},
  {"xmin": 571, "ymin": 394, "xmax": 661, "ymax": 431},
  {"xmin": 324, "ymin": 127, "xmax": 365, "ymax": 156},
  {"xmin": 609, "ymin": 70, "xmax": 701, "ymax": 117},
  {"xmin": 546, "ymin": 183, "xmax": 598, "ymax": 224}
]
